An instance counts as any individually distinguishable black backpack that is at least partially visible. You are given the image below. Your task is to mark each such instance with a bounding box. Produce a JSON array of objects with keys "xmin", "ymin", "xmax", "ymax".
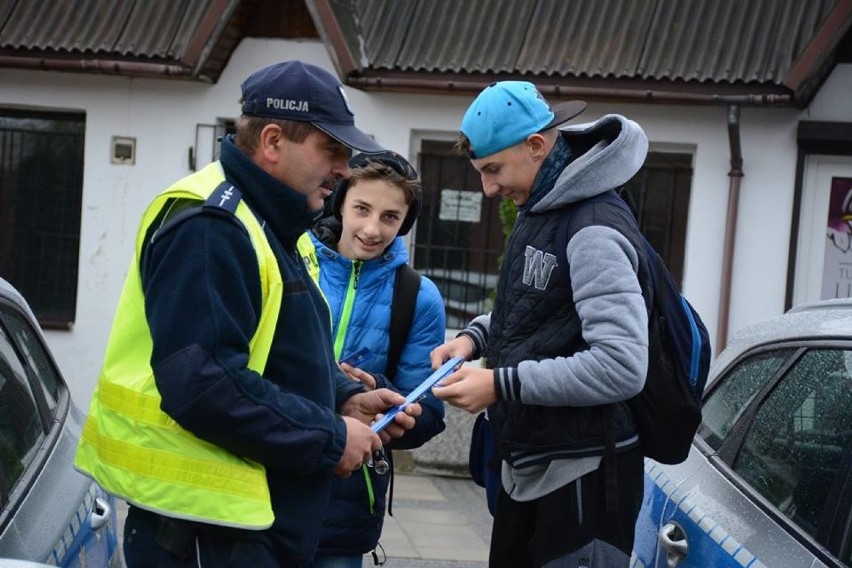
[
  {"xmin": 561, "ymin": 190, "xmax": 711, "ymax": 465},
  {"xmin": 386, "ymin": 263, "xmax": 421, "ymax": 378},
  {"xmin": 632, "ymin": 230, "xmax": 711, "ymax": 463}
]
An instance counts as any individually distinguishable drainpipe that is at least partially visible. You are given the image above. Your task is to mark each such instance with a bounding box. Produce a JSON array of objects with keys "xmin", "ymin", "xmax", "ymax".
[{"xmin": 716, "ymin": 105, "xmax": 743, "ymax": 354}]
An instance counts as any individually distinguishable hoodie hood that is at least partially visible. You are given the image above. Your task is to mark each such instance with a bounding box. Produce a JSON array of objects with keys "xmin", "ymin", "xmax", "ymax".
[{"xmin": 531, "ymin": 114, "xmax": 648, "ymax": 213}]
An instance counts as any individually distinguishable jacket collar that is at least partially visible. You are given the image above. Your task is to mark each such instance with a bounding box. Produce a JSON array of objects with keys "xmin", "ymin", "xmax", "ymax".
[
  {"xmin": 219, "ymin": 134, "xmax": 319, "ymax": 244},
  {"xmin": 521, "ymin": 135, "xmax": 573, "ymax": 212}
]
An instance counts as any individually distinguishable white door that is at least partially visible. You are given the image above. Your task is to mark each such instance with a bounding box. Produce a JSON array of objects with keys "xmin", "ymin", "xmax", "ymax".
[{"xmin": 792, "ymin": 154, "xmax": 852, "ymax": 306}]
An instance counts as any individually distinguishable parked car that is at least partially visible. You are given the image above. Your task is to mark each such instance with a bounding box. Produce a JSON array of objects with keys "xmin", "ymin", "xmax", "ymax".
[
  {"xmin": 420, "ymin": 269, "xmax": 499, "ymax": 329},
  {"xmin": 631, "ymin": 298, "xmax": 852, "ymax": 568},
  {"xmin": 0, "ymin": 278, "xmax": 120, "ymax": 567}
]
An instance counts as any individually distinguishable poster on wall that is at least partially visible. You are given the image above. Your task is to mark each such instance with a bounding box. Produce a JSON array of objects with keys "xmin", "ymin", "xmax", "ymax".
[{"xmin": 823, "ymin": 177, "xmax": 852, "ymax": 299}]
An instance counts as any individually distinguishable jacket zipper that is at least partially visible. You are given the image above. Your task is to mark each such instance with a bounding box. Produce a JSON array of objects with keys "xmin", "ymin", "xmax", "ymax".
[{"xmin": 333, "ymin": 260, "xmax": 362, "ymax": 359}]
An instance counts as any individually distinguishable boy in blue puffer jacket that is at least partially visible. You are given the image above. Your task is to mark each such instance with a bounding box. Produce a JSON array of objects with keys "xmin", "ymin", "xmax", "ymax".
[{"xmin": 299, "ymin": 151, "xmax": 447, "ymax": 567}]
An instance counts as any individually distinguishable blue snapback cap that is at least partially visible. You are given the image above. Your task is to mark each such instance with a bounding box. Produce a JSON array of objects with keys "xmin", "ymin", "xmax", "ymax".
[
  {"xmin": 460, "ymin": 81, "xmax": 586, "ymax": 159},
  {"xmin": 240, "ymin": 60, "xmax": 384, "ymax": 154}
]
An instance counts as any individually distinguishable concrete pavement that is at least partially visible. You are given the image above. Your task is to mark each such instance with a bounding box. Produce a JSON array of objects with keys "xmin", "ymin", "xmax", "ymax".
[
  {"xmin": 115, "ymin": 471, "xmax": 492, "ymax": 567},
  {"xmin": 375, "ymin": 473, "xmax": 491, "ymax": 567}
]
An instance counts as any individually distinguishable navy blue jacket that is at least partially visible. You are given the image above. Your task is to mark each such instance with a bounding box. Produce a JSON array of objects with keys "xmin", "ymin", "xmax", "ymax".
[{"xmin": 140, "ymin": 135, "xmax": 363, "ymax": 566}]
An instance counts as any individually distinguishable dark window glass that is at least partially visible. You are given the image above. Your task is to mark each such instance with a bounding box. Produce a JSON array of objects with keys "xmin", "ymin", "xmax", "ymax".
[
  {"xmin": 621, "ymin": 152, "xmax": 692, "ymax": 286},
  {"xmin": 0, "ymin": 109, "xmax": 86, "ymax": 328},
  {"xmin": 419, "ymin": 269, "xmax": 497, "ymax": 328},
  {"xmin": 700, "ymin": 349, "xmax": 792, "ymax": 449},
  {"xmin": 414, "ymin": 144, "xmax": 694, "ymax": 326},
  {"xmin": 414, "ymin": 140, "xmax": 504, "ymax": 283},
  {"xmin": 0, "ymin": 319, "xmax": 45, "ymax": 506},
  {"xmin": 732, "ymin": 349, "xmax": 852, "ymax": 539},
  {"xmin": 0, "ymin": 309, "xmax": 59, "ymax": 409}
]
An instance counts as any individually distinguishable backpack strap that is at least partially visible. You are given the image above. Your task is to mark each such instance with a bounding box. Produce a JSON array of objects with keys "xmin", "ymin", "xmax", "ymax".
[
  {"xmin": 555, "ymin": 189, "xmax": 648, "ymax": 511},
  {"xmin": 387, "ymin": 263, "xmax": 422, "ymax": 379}
]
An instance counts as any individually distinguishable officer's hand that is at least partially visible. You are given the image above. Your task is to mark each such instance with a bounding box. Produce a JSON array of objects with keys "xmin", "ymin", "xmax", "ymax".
[
  {"xmin": 373, "ymin": 402, "xmax": 421, "ymax": 444},
  {"xmin": 432, "ymin": 367, "xmax": 496, "ymax": 414},
  {"xmin": 334, "ymin": 417, "xmax": 381, "ymax": 477},
  {"xmin": 340, "ymin": 389, "xmax": 420, "ymax": 444},
  {"xmin": 430, "ymin": 335, "xmax": 475, "ymax": 370}
]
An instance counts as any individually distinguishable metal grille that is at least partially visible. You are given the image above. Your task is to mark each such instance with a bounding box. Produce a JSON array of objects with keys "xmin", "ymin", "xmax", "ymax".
[
  {"xmin": 413, "ymin": 142, "xmax": 694, "ymax": 326},
  {"xmin": 622, "ymin": 152, "xmax": 693, "ymax": 286},
  {"xmin": 0, "ymin": 109, "xmax": 85, "ymax": 328},
  {"xmin": 413, "ymin": 140, "xmax": 503, "ymax": 328}
]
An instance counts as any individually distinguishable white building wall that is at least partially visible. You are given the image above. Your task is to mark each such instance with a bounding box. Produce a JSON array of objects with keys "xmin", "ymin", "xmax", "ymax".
[
  {"xmin": 0, "ymin": 37, "xmax": 846, "ymax": 404},
  {"xmin": 806, "ymin": 63, "xmax": 852, "ymax": 122}
]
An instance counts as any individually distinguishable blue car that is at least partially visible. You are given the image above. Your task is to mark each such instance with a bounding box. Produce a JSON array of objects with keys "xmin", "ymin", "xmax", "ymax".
[
  {"xmin": 632, "ymin": 298, "xmax": 852, "ymax": 567},
  {"xmin": 0, "ymin": 278, "xmax": 120, "ymax": 567}
]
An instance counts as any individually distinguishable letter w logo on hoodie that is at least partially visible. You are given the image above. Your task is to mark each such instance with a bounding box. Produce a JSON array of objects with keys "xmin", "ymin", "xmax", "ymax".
[{"xmin": 523, "ymin": 245, "xmax": 556, "ymax": 290}]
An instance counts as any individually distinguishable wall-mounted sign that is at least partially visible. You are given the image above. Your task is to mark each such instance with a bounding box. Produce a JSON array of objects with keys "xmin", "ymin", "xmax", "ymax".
[{"xmin": 439, "ymin": 189, "xmax": 482, "ymax": 223}]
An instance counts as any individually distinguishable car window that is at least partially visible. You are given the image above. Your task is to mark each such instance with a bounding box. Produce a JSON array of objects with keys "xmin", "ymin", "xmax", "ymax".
[
  {"xmin": 732, "ymin": 348, "xmax": 852, "ymax": 541},
  {"xmin": 0, "ymin": 310, "xmax": 59, "ymax": 409},
  {"xmin": 700, "ymin": 349, "xmax": 792, "ymax": 449},
  {"xmin": 0, "ymin": 319, "xmax": 46, "ymax": 505},
  {"xmin": 434, "ymin": 278, "xmax": 489, "ymax": 304}
]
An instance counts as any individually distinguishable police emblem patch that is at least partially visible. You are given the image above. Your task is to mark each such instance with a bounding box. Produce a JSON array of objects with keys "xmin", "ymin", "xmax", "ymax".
[{"xmin": 337, "ymin": 85, "xmax": 354, "ymax": 116}]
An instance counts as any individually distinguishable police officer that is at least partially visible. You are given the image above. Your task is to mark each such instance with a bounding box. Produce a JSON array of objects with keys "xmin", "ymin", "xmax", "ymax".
[{"xmin": 76, "ymin": 60, "xmax": 420, "ymax": 567}]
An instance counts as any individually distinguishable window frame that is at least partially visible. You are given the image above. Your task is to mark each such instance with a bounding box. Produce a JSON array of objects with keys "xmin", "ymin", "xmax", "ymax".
[
  {"xmin": 414, "ymin": 141, "xmax": 696, "ymax": 328},
  {"xmin": 0, "ymin": 108, "xmax": 86, "ymax": 329},
  {"xmin": 0, "ymin": 292, "xmax": 70, "ymax": 530}
]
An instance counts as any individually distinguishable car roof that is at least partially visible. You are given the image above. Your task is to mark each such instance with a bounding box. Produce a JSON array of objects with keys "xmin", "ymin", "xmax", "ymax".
[{"xmin": 711, "ymin": 298, "xmax": 852, "ymax": 376}]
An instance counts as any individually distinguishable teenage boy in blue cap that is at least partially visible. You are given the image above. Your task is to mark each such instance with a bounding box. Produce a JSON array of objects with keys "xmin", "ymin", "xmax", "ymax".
[
  {"xmin": 431, "ymin": 81, "xmax": 651, "ymax": 567},
  {"xmin": 76, "ymin": 60, "xmax": 422, "ymax": 567}
]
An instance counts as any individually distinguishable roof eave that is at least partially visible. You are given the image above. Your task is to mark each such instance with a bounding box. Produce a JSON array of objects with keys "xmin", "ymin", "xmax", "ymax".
[
  {"xmin": 0, "ymin": 53, "xmax": 206, "ymax": 80},
  {"xmin": 783, "ymin": 0, "xmax": 852, "ymax": 105},
  {"xmin": 304, "ymin": 0, "xmax": 359, "ymax": 78},
  {"xmin": 346, "ymin": 72, "xmax": 795, "ymax": 107}
]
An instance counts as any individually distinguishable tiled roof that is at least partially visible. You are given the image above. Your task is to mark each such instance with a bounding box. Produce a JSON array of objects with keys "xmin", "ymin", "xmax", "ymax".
[
  {"xmin": 1, "ymin": 0, "xmax": 849, "ymax": 105},
  {"xmin": 308, "ymin": 0, "xmax": 852, "ymax": 106},
  {"xmin": 0, "ymin": 0, "xmax": 317, "ymax": 82}
]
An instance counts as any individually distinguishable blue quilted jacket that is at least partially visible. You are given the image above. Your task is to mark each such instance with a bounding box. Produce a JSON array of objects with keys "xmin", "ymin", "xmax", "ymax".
[{"xmin": 308, "ymin": 221, "xmax": 447, "ymax": 555}]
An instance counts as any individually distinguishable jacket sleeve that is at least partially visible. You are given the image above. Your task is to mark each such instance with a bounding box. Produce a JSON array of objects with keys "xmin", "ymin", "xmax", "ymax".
[
  {"xmin": 385, "ymin": 275, "xmax": 447, "ymax": 450},
  {"xmin": 494, "ymin": 224, "xmax": 648, "ymax": 406},
  {"xmin": 141, "ymin": 211, "xmax": 347, "ymax": 475},
  {"xmin": 458, "ymin": 313, "xmax": 491, "ymax": 359}
]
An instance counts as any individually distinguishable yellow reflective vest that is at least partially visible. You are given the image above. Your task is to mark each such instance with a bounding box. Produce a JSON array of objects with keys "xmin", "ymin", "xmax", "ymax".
[
  {"xmin": 74, "ymin": 162, "xmax": 283, "ymax": 529},
  {"xmin": 296, "ymin": 232, "xmax": 320, "ymax": 284}
]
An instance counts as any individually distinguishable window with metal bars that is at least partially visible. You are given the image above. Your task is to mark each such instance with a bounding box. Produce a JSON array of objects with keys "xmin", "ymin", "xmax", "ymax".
[
  {"xmin": 0, "ymin": 109, "xmax": 85, "ymax": 329},
  {"xmin": 413, "ymin": 141, "xmax": 693, "ymax": 328}
]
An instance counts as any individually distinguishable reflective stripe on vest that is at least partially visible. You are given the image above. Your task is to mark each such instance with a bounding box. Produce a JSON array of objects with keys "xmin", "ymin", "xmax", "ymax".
[
  {"xmin": 74, "ymin": 162, "xmax": 283, "ymax": 529},
  {"xmin": 296, "ymin": 232, "xmax": 332, "ymax": 328},
  {"xmin": 296, "ymin": 232, "xmax": 320, "ymax": 284}
]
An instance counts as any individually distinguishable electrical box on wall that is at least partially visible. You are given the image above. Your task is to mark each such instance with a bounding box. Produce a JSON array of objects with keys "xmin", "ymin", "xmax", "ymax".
[{"xmin": 111, "ymin": 136, "xmax": 136, "ymax": 165}]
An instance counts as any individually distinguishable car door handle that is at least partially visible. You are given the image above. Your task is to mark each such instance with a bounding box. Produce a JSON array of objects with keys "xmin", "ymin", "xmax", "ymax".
[
  {"xmin": 658, "ymin": 522, "xmax": 688, "ymax": 567},
  {"xmin": 90, "ymin": 497, "xmax": 112, "ymax": 531}
]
